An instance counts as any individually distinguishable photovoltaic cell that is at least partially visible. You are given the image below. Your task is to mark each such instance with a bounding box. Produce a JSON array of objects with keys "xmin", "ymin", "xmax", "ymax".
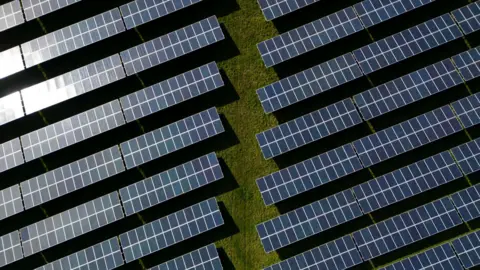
[
  {"xmin": 120, "ymin": 107, "xmax": 224, "ymax": 169},
  {"xmin": 149, "ymin": 244, "xmax": 222, "ymax": 270},
  {"xmin": 120, "ymin": 62, "xmax": 224, "ymax": 122},
  {"xmin": 451, "ymin": 93, "xmax": 480, "ymax": 128},
  {"xmin": 353, "ymin": 14, "xmax": 463, "ymax": 74},
  {"xmin": 256, "ymin": 53, "xmax": 363, "ymax": 113},
  {"xmin": 451, "ymin": 46, "xmax": 480, "ymax": 82},
  {"xmin": 21, "ymin": 0, "xmax": 82, "ymax": 21},
  {"xmin": 120, "ymin": 16, "xmax": 224, "ymax": 76},
  {"xmin": 119, "ymin": 198, "xmax": 224, "ymax": 263},
  {"xmin": 452, "ymin": 230, "xmax": 480, "ymax": 269},
  {"xmin": 452, "ymin": 1, "xmax": 480, "ymax": 35},
  {"xmin": 21, "ymin": 8, "xmax": 125, "ymax": 68},
  {"xmin": 353, "ymin": 197, "xmax": 462, "ymax": 260},
  {"xmin": 257, "ymin": 190, "xmax": 363, "ymax": 253},
  {"xmin": 450, "ymin": 184, "xmax": 480, "ymax": 222},
  {"xmin": 257, "ymin": 0, "xmax": 320, "ymax": 21},
  {"xmin": 352, "ymin": 105, "xmax": 462, "ymax": 167},
  {"xmin": 120, "ymin": 153, "xmax": 223, "ymax": 216},
  {"xmin": 20, "ymin": 54, "xmax": 126, "ymax": 115},
  {"xmin": 0, "ymin": 231, "xmax": 23, "ymax": 268},
  {"xmin": 451, "ymin": 137, "xmax": 480, "ymax": 175},
  {"xmin": 21, "ymin": 146, "xmax": 125, "ymax": 210},
  {"xmin": 0, "ymin": 1, "xmax": 24, "ymax": 32},
  {"xmin": 256, "ymin": 144, "xmax": 363, "ymax": 206},
  {"xmin": 0, "ymin": 92, "xmax": 25, "ymax": 127},
  {"xmin": 0, "ymin": 185, "xmax": 23, "ymax": 221},
  {"xmin": 256, "ymin": 98, "xmax": 363, "ymax": 159},
  {"xmin": 0, "ymin": 138, "xmax": 24, "ymax": 174},
  {"xmin": 263, "ymin": 235, "xmax": 363, "ymax": 270},
  {"xmin": 353, "ymin": 59, "xmax": 463, "ymax": 120},
  {"xmin": 257, "ymin": 7, "xmax": 364, "ymax": 67},
  {"xmin": 20, "ymin": 192, "xmax": 124, "ymax": 256},
  {"xmin": 0, "ymin": 46, "xmax": 25, "ymax": 80},
  {"xmin": 353, "ymin": 151, "xmax": 463, "ymax": 213}
]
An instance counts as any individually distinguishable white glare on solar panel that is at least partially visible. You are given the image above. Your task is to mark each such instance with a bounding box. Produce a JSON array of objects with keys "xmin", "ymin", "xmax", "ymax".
[
  {"xmin": 120, "ymin": 62, "xmax": 224, "ymax": 122},
  {"xmin": 21, "ymin": 8, "xmax": 125, "ymax": 68},
  {"xmin": 0, "ymin": 46, "xmax": 25, "ymax": 80},
  {"xmin": 149, "ymin": 243, "xmax": 222, "ymax": 270},
  {"xmin": 0, "ymin": 138, "xmax": 24, "ymax": 174},
  {"xmin": 353, "ymin": 58, "xmax": 463, "ymax": 120},
  {"xmin": 21, "ymin": 0, "xmax": 82, "ymax": 21},
  {"xmin": 0, "ymin": 1, "xmax": 24, "ymax": 32},
  {"xmin": 21, "ymin": 146, "xmax": 125, "ymax": 210},
  {"xmin": 451, "ymin": 137, "xmax": 480, "ymax": 175},
  {"xmin": 20, "ymin": 192, "xmax": 124, "ymax": 256},
  {"xmin": 0, "ymin": 185, "xmax": 23, "ymax": 221},
  {"xmin": 452, "ymin": 1, "xmax": 480, "ymax": 35},
  {"xmin": 119, "ymin": 198, "xmax": 224, "ymax": 263},
  {"xmin": 353, "ymin": 14, "xmax": 463, "ymax": 74},
  {"xmin": 451, "ymin": 46, "xmax": 480, "ymax": 82},
  {"xmin": 120, "ymin": 16, "xmax": 224, "ymax": 76},
  {"xmin": 0, "ymin": 92, "xmax": 25, "ymax": 127},
  {"xmin": 451, "ymin": 93, "xmax": 480, "ymax": 128},
  {"xmin": 450, "ymin": 184, "xmax": 480, "ymax": 222},
  {"xmin": 257, "ymin": 0, "xmax": 320, "ymax": 21},
  {"xmin": 452, "ymin": 230, "xmax": 480, "ymax": 269},
  {"xmin": 35, "ymin": 237, "xmax": 124, "ymax": 270},
  {"xmin": 0, "ymin": 231, "xmax": 23, "ymax": 268},
  {"xmin": 20, "ymin": 54, "xmax": 125, "ymax": 115}
]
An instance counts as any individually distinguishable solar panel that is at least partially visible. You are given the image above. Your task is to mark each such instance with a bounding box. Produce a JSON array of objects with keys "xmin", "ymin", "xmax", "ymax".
[
  {"xmin": 0, "ymin": 46, "xmax": 25, "ymax": 80},
  {"xmin": 257, "ymin": 7, "xmax": 364, "ymax": 67},
  {"xmin": 451, "ymin": 93, "xmax": 480, "ymax": 129},
  {"xmin": 450, "ymin": 184, "xmax": 480, "ymax": 222},
  {"xmin": 120, "ymin": 62, "xmax": 224, "ymax": 122},
  {"xmin": 21, "ymin": 0, "xmax": 82, "ymax": 21},
  {"xmin": 353, "ymin": 197, "xmax": 462, "ymax": 260},
  {"xmin": 353, "ymin": 14, "xmax": 463, "ymax": 75},
  {"xmin": 35, "ymin": 237, "xmax": 124, "ymax": 270},
  {"xmin": 451, "ymin": 46, "xmax": 480, "ymax": 82},
  {"xmin": 352, "ymin": 105, "xmax": 462, "ymax": 167},
  {"xmin": 21, "ymin": 8, "xmax": 125, "ymax": 68},
  {"xmin": 353, "ymin": 59, "xmax": 463, "ymax": 120},
  {"xmin": 257, "ymin": 0, "xmax": 320, "ymax": 21},
  {"xmin": 0, "ymin": 1, "xmax": 25, "ymax": 32},
  {"xmin": 120, "ymin": 16, "xmax": 224, "ymax": 76},
  {"xmin": 120, "ymin": 152, "xmax": 223, "ymax": 216},
  {"xmin": 451, "ymin": 137, "xmax": 480, "ymax": 175},
  {"xmin": 20, "ymin": 54, "xmax": 126, "ymax": 115},
  {"xmin": 353, "ymin": 151, "xmax": 463, "ymax": 213},
  {"xmin": 119, "ymin": 197, "xmax": 224, "ymax": 263},
  {"xmin": 452, "ymin": 230, "xmax": 480, "ymax": 269},
  {"xmin": 256, "ymin": 144, "xmax": 363, "ymax": 206},
  {"xmin": 120, "ymin": 107, "xmax": 224, "ymax": 169},
  {"xmin": 149, "ymin": 243, "xmax": 222, "ymax": 270},
  {"xmin": 0, "ymin": 91, "xmax": 25, "ymax": 127},
  {"xmin": 379, "ymin": 243, "xmax": 463, "ymax": 270},
  {"xmin": 21, "ymin": 146, "xmax": 125, "ymax": 210},
  {"xmin": 0, "ymin": 138, "xmax": 25, "ymax": 174},
  {"xmin": 451, "ymin": 2, "xmax": 480, "ymax": 35},
  {"xmin": 0, "ymin": 185, "xmax": 23, "ymax": 221},
  {"xmin": 263, "ymin": 235, "xmax": 363, "ymax": 270},
  {"xmin": 256, "ymin": 98, "xmax": 363, "ymax": 160},
  {"xmin": 257, "ymin": 189, "xmax": 363, "ymax": 253},
  {"xmin": 20, "ymin": 192, "xmax": 124, "ymax": 256},
  {"xmin": 256, "ymin": 53, "xmax": 363, "ymax": 113},
  {"xmin": 0, "ymin": 231, "xmax": 23, "ymax": 268}
]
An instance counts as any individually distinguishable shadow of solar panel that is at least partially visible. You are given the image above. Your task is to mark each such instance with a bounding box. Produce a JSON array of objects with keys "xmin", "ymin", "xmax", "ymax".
[
  {"xmin": 256, "ymin": 144, "xmax": 363, "ymax": 206},
  {"xmin": 452, "ymin": 1, "xmax": 480, "ymax": 35},
  {"xmin": 353, "ymin": 58, "xmax": 463, "ymax": 120},
  {"xmin": 353, "ymin": 105, "xmax": 462, "ymax": 167},
  {"xmin": 35, "ymin": 237, "xmax": 124, "ymax": 270},
  {"xmin": 353, "ymin": 151, "xmax": 463, "ymax": 213},
  {"xmin": 451, "ymin": 137, "xmax": 480, "ymax": 175},
  {"xmin": 20, "ymin": 54, "xmax": 126, "ymax": 115},
  {"xmin": 21, "ymin": 0, "xmax": 82, "ymax": 21},
  {"xmin": 0, "ymin": 91, "xmax": 25, "ymax": 127},
  {"xmin": 149, "ymin": 243, "xmax": 222, "ymax": 270},
  {"xmin": 452, "ymin": 230, "xmax": 480, "ymax": 269},
  {"xmin": 120, "ymin": 153, "xmax": 223, "ymax": 216},
  {"xmin": 264, "ymin": 235, "xmax": 363, "ymax": 270},
  {"xmin": 451, "ymin": 184, "xmax": 480, "ymax": 222},
  {"xmin": 353, "ymin": 197, "xmax": 462, "ymax": 260},
  {"xmin": 0, "ymin": 185, "xmax": 23, "ymax": 221},
  {"xmin": 256, "ymin": 98, "xmax": 363, "ymax": 159},
  {"xmin": 0, "ymin": 46, "xmax": 25, "ymax": 80},
  {"xmin": 120, "ymin": 16, "xmax": 224, "ymax": 76},
  {"xmin": 257, "ymin": 189, "xmax": 362, "ymax": 253},
  {"xmin": 452, "ymin": 93, "xmax": 480, "ymax": 129},
  {"xmin": 119, "ymin": 198, "xmax": 224, "ymax": 263},
  {"xmin": 20, "ymin": 192, "xmax": 125, "ymax": 257},
  {"xmin": 0, "ymin": 1, "xmax": 24, "ymax": 32},
  {"xmin": 257, "ymin": 0, "xmax": 320, "ymax": 21},
  {"xmin": 120, "ymin": 62, "xmax": 224, "ymax": 122},
  {"xmin": 256, "ymin": 53, "xmax": 363, "ymax": 113},
  {"xmin": 0, "ymin": 138, "xmax": 24, "ymax": 174},
  {"xmin": 353, "ymin": 14, "xmax": 463, "ymax": 75},
  {"xmin": 451, "ymin": 46, "xmax": 480, "ymax": 82},
  {"xmin": 0, "ymin": 231, "xmax": 23, "ymax": 268},
  {"xmin": 120, "ymin": 0, "xmax": 203, "ymax": 30}
]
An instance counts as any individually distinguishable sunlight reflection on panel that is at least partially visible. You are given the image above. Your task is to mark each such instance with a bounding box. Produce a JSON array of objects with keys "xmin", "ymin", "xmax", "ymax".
[
  {"xmin": 0, "ymin": 92, "xmax": 24, "ymax": 126},
  {"xmin": 0, "ymin": 46, "xmax": 25, "ymax": 79}
]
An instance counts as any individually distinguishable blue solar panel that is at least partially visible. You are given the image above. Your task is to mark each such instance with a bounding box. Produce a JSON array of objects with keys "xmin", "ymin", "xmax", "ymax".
[
  {"xmin": 257, "ymin": 0, "xmax": 320, "ymax": 21},
  {"xmin": 257, "ymin": 53, "xmax": 363, "ymax": 113},
  {"xmin": 353, "ymin": 58, "xmax": 463, "ymax": 120},
  {"xmin": 452, "ymin": 1, "xmax": 480, "ymax": 35},
  {"xmin": 452, "ymin": 230, "xmax": 480, "ymax": 269},
  {"xmin": 451, "ymin": 184, "xmax": 480, "ymax": 222},
  {"xmin": 353, "ymin": 105, "xmax": 463, "ymax": 167},
  {"xmin": 451, "ymin": 93, "xmax": 480, "ymax": 129},
  {"xmin": 451, "ymin": 137, "xmax": 480, "ymax": 175},
  {"xmin": 256, "ymin": 98, "xmax": 363, "ymax": 159},
  {"xmin": 257, "ymin": 144, "xmax": 363, "ymax": 206},
  {"xmin": 149, "ymin": 244, "xmax": 222, "ymax": 270},
  {"xmin": 353, "ymin": 14, "xmax": 463, "ymax": 74},
  {"xmin": 451, "ymin": 46, "xmax": 480, "ymax": 82}
]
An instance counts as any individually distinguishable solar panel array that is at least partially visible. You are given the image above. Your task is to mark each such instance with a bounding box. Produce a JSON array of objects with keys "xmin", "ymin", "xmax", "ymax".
[
  {"xmin": 0, "ymin": 231, "xmax": 23, "ymax": 267},
  {"xmin": 0, "ymin": 138, "xmax": 24, "ymax": 174},
  {"xmin": 451, "ymin": 92, "xmax": 480, "ymax": 129},
  {"xmin": 149, "ymin": 243, "xmax": 221, "ymax": 270},
  {"xmin": 21, "ymin": 0, "xmax": 82, "ymax": 21},
  {"xmin": 0, "ymin": 46, "xmax": 24, "ymax": 80},
  {"xmin": 452, "ymin": 230, "xmax": 480, "ymax": 269},
  {"xmin": 257, "ymin": 0, "xmax": 321, "ymax": 21},
  {"xmin": 451, "ymin": 184, "xmax": 480, "ymax": 222},
  {"xmin": 452, "ymin": 46, "xmax": 480, "ymax": 82},
  {"xmin": 451, "ymin": 137, "xmax": 480, "ymax": 175},
  {"xmin": 0, "ymin": 185, "xmax": 23, "ymax": 221},
  {"xmin": 452, "ymin": 1, "xmax": 480, "ymax": 35},
  {"xmin": 0, "ymin": 91, "xmax": 24, "ymax": 127},
  {"xmin": 0, "ymin": 1, "xmax": 24, "ymax": 32}
]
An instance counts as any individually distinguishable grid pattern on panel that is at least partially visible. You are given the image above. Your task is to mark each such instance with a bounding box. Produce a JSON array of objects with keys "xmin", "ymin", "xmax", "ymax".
[
  {"xmin": 0, "ymin": 91, "xmax": 25, "ymax": 127},
  {"xmin": 0, "ymin": 46, "xmax": 25, "ymax": 80},
  {"xmin": 120, "ymin": 153, "xmax": 223, "ymax": 216},
  {"xmin": 352, "ymin": 105, "xmax": 462, "ymax": 167},
  {"xmin": 353, "ymin": 59, "xmax": 463, "ymax": 120},
  {"xmin": 353, "ymin": 151, "xmax": 463, "ymax": 213},
  {"xmin": 451, "ymin": 184, "xmax": 480, "ymax": 222},
  {"xmin": 452, "ymin": 230, "xmax": 480, "ymax": 269},
  {"xmin": 256, "ymin": 144, "xmax": 363, "ymax": 206},
  {"xmin": 0, "ymin": 138, "xmax": 24, "ymax": 174},
  {"xmin": 353, "ymin": 14, "xmax": 463, "ymax": 74},
  {"xmin": 0, "ymin": 185, "xmax": 23, "ymax": 221},
  {"xmin": 35, "ymin": 237, "xmax": 124, "ymax": 270},
  {"xmin": 21, "ymin": 54, "xmax": 126, "ymax": 115},
  {"xmin": 451, "ymin": 138, "xmax": 480, "ymax": 175},
  {"xmin": 120, "ymin": 0, "xmax": 203, "ymax": 29},
  {"xmin": 120, "ymin": 16, "xmax": 224, "ymax": 76},
  {"xmin": 120, "ymin": 62, "xmax": 224, "ymax": 122},
  {"xmin": 119, "ymin": 198, "xmax": 224, "ymax": 263},
  {"xmin": 0, "ymin": 231, "xmax": 23, "ymax": 268},
  {"xmin": 451, "ymin": 93, "xmax": 480, "ymax": 129},
  {"xmin": 120, "ymin": 107, "xmax": 224, "ymax": 169},
  {"xmin": 257, "ymin": 190, "xmax": 363, "ymax": 253},
  {"xmin": 149, "ymin": 244, "xmax": 222, "ymax": 270},
  {"xmin": 21, "ymin": 146, "xmax": 125, "ymax": 210},
  {"xmin": 452, "ymin": 2, "xmax": 480, "ymax": 35},
  {"xmin": 20, "ymin": 192, "xmax": 124, "ymax": 257},
  {"xmin": 257, "ymin": 0, "xmax": 320, "ymax": 21},
  {"xmin": 451, "ymin": 46, "xmax": 480, "ymax": 82},
  {"xmin": 21, "ymin": 8, "xmax": 125, "ymax": 68},
  {"xmin": 264, "ymin": 235, "xmax": 363, "ymax": 270},
  {"xmin": 0, "ymin": 1, "xmax": 24, "ymax": 32},
  {"xmin": 256, "ymin": 53, "xmax": 363, "ymax": 113},
  {"xmin": 353, "ymin": 197, "xmax": 462, "ymax": 260},
  {"xmin": 256, "ymin": 99, "xmax": 363, "ymax": 160},
  {"xmin": 21, "ymin": 0, "xmax": 82, "ymax": 21},
  {"xmin": 257, "ymin": 7, "xmax": 364, "ymax": 67}
]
